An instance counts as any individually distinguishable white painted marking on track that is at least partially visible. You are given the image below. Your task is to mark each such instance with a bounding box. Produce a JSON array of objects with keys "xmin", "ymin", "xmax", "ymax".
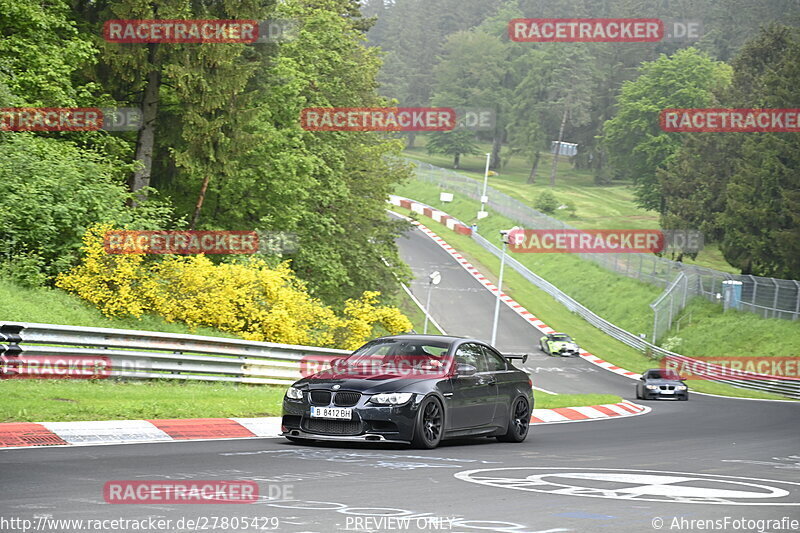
[{"xmin": 455, "ymin": 467, "xmax": 800, "ymax": 505}]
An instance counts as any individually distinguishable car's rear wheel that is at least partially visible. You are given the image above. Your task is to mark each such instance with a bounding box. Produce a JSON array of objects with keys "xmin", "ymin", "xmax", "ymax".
[
  {"xmin": 497, "ymin": 396, "xmax": 530, "ymax": 443},
  {"xmin": 411, "ymin": 397, "xmax": 444, "ymax": 449}
]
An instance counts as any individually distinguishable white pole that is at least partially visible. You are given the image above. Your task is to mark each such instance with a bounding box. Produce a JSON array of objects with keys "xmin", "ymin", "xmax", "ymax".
[
  {"xmin": 423, "ymin": 281, "xmax": 433, "ymax": 334},
  {"xmin": 480, "ymin": 152, "xmax": 491, "ymax": 214},
  {"xmin": 491, "ymin": 241, "xmax": 507, "ymax": 346}
]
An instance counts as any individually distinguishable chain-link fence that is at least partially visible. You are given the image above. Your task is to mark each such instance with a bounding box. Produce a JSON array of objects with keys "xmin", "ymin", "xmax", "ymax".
[
  {"xmin": 650, "ymin": 272, "xmax": 691, "ymax": 343},
  {"xmin": 409, "ymin": 158, "xmax": 800, "ymax": 338}
]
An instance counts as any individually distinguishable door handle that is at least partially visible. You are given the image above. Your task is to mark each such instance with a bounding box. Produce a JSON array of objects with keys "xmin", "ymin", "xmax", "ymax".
[{"xmin": 478, "ymin": 377, "xmax": 497, "ymax": 386}]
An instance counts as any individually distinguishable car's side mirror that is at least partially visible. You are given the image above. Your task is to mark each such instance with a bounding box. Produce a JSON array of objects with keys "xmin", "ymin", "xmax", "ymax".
[
  {"xmin": 456, "ymin": 363, "xmax": 477, "ymax": 377},
  {"xmin": 639, "ymin": 376, "xmax": 646, "ymax": 381}
]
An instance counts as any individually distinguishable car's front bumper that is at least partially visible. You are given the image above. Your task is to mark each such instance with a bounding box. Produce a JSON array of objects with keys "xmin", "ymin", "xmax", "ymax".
[
  {"xmin": 281, "ymin": 395, "xmax": 422, "ymax": 443},
  {"xmin": 553, "ymin": 349, "xmax": 578, "ymax": 356},
  {"xmin": 643, "ymin": 389, "xmax": 688, "ymax": 399},
  {"xmin": 281, "ymin": 428, "xmax": 410, "ymax": 444}
]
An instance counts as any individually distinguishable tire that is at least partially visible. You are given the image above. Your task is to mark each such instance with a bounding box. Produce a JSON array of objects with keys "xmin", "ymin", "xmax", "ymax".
[
  {"xmin": 635, "ymin": 388, "xmax": 642, "ymax": 400},
  {"xmin": 411, "ymin": 396, "xmax": 444, "ymax": 449},
  {"xmin": 497, "ymin": 396, "xmax": 530, "ymax": 443},
  {"xmin": 680, "ymin": 394, "xmax": 689, "ymax": 401}
]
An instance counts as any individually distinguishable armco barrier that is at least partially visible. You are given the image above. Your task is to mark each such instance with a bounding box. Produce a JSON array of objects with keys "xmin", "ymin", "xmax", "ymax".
[
  {"xmin": 0, "ymin": 323, "xmax": 349, "ymax": 385},
  {"xmin": 391, "ymin": 195, "xmax": 800, "ymax": 400}
]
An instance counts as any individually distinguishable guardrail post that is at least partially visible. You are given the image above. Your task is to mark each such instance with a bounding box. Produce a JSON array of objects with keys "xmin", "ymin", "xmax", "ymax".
[
  {"xmin": 651, "ymin": 306, "xmax": 658, "ymax": 344},
  {"xmin": 0, "ymin": 324, "xmax": 24, "ymax": 378},
  {"xmin": 794, "ymin": 281, "xmax": 800, "ymax": 321},
  {"xmin": 771, "ymin": 278, "xmax": 780, "ymax": 319}
]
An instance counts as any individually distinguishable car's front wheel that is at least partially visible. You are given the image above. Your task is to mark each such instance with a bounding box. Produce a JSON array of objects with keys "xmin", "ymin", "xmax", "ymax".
[
  {"xmin": 497, "ymin": 396, "xmax": 530, "ymax": 443},
  {"xmin": 411, "ymin": 396, "xmax": 444, "ymax": 449}
]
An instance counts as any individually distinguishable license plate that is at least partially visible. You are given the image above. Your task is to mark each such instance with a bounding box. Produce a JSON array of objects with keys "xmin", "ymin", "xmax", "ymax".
[
  {"xmin": 661, "ymin": 390, "xmax": 674, "ymax": 394},
  {"xmin": 310, "ymin": 407, "xmax": 352, "ymax": 420}
]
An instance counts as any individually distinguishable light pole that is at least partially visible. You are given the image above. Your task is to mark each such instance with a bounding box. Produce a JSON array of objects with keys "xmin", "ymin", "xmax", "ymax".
[
  {"xmin": 478, "ymin": 152, "xmax": 491, "ymax": 220},
  {"xmin": 491, "ymin": 228, "xmax": 521, "ymax": 346},
  {"xmin": 423, "ymin": 270, "xmax": 441, "ymax": 334}
]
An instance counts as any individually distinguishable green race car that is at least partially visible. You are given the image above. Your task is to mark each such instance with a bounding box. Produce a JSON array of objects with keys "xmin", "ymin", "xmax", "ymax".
[{"xmin": 539, "ymin": 333, "xmax": 580, "ymax": 357}]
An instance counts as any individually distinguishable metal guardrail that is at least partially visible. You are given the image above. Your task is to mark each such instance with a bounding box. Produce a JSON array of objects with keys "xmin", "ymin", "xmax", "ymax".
[
  {"xmin": 395, "ymin": 195, "xmax": 800, "ymax": 400},
  {"xmin": 0, "ymin": 322, "xmax": 349, "ymax": 385}
]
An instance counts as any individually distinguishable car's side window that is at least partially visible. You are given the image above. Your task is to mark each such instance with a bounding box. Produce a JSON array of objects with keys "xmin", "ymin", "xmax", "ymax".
[
  {"xmin": 455, "ymin": 343, "xmax": 489, "ymax": 373},
  {"xmin": 479, "ymin": 345, "xmax": 507, "ymax": 371}
]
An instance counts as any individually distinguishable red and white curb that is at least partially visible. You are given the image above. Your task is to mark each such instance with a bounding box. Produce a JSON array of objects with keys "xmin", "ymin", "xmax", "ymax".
[
  {"xmin": 0, "ymin": 401, "xmax": 648, "ymax": 449},
  {"xmin": 0, "ymin": 417, "xmax": 282, "ymax": 449},
  {"xmin": 531, "ymin": 400, "xmax": 649, "ymax": 425},
  {"xmin": 389, "ymin": 195, "xmax": 642, "ymax": 381}
]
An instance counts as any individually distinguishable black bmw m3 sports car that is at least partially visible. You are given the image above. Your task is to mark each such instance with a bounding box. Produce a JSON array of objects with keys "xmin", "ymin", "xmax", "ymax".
[{"xmin": 281, "ymin": 335, "xmax": 533, "ymax": 448}]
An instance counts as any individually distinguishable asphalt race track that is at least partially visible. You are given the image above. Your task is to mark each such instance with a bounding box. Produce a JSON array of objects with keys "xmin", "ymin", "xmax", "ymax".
[{"xmin": 1, "ymin": 223, "xmax": 798, "ymax": 533}]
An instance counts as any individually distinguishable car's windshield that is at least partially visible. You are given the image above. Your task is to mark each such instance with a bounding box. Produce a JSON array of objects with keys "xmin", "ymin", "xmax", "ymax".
[
  {"xmin": 343, "ymin": 339, "xmax": 452, "ymax": 374},
  {"xmin": 647, "ymin": 370, "xmax": 681, "ymax": 380},
  {"xmin": 552, "ymin": 335, "xmax": 572, "ymax": 342}
]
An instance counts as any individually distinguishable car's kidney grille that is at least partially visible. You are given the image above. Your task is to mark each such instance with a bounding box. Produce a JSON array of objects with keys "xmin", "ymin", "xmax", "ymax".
[
  {"xmin": 309, "ymin": 390, "xmax": 332, "ymax": 405},
  {"xmin": 303, "ymin": 418, "xmax": 361, "ymax": 435},
  {"xmin": 333, "ymin": 392, "xmax": 360, "ymax": 407},
  {"xmin": 659, "ymin": 385, "xmax": 675, "ymax": 390}
]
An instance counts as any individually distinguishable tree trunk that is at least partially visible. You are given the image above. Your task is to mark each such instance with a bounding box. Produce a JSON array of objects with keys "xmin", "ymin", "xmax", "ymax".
[
  {"xmin": 128, "ymin": 44, "xmax": 161, "ymax": 203},
  {"xmin": 549, "ymin": 106, "xmax": 568, "ymax": 187},
  {"xmin": 189, "ymin": 175, "xmax": 211, "ymax": 230},
  {"xmin": 527, "ymin": 151, "xmax": 541, "ymax": 184},
  {"xmin": 406, "ymin": 131, "xmax": 416, "ymax": 149},
  {"xmin": 453, "ymin": 153, "xmax": 460, "ymax": 169},
  {"xmin": 490, "ymin": 133, "xmax": 502, "ymax": 169}
]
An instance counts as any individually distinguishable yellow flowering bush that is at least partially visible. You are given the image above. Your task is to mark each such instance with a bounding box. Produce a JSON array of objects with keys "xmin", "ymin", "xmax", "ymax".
[
  {"xmin": 57, "ymin": 225, "xmax": 412, "ymax": 349},
  {"xmin": 55, "ymin": 224, "xmax": 148, "ymax": 317}
]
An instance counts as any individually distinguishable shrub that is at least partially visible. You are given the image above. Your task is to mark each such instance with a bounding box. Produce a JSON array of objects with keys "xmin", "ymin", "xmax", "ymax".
[
  {"xmin": 534, "ymin": 190, "xmax": 560, "ymax": 213},
  {"xmin": 0, "ymin": 134, "xmax": 174, "ymax": 284}
]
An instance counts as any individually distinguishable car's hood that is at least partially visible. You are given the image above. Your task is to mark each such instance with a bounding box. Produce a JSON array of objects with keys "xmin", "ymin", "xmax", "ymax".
[
  {"xmin": 293, "ymin": 374, "xmax": 435, "ymax": 394},
  {"xmin": 551, "ymin": 341, "xmax": 578, "ymax": 350}
]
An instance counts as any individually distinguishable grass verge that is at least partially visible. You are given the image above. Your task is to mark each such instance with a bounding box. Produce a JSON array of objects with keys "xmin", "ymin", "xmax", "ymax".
[
  {"xmin": 392, "ymin": 205, "xmax": 793, "ymax": 401},
  {"xmin": 0, "ymin": 279, "xmax": 238, "ymax": 338},
  {"xmin": 534, "ymin": 391, "xmax": 622, "ymax": 409},
  {"xmin": 1, "ymin": 380, "xmax": 286, "ymax": 423}
]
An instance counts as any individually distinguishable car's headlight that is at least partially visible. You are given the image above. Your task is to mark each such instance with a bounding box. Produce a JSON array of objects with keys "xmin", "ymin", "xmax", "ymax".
[
  {"xmin": 646, "ymin": 385, "xmax": 660, "ymax": 390},
  {"xmin": 369, "ymin": 392, "xmax": 414, "ymax": 405},
  {"xmin": 286, "ymin": 386, "xmax": 304, "ymax": 400},
  {"xmin": 675, "ymin": 385, "xmax": 687, "ymax": 390}
]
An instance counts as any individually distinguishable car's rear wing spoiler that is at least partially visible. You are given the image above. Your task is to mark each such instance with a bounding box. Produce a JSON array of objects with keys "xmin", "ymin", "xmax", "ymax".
[{"xmin": 503, "ymin": 353, "xmax": 529, "ymax": 364}]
